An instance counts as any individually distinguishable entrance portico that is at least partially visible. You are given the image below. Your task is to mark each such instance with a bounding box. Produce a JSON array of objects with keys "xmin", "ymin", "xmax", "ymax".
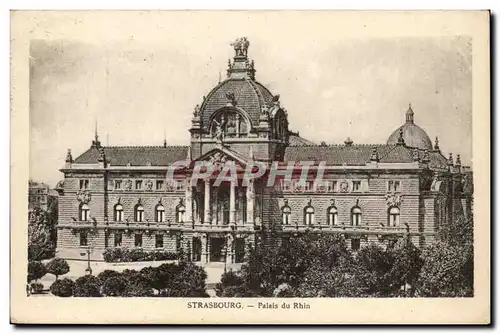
[{"xmin": 183, "ymin": 147, "xmax": 258, "ymax": 264}]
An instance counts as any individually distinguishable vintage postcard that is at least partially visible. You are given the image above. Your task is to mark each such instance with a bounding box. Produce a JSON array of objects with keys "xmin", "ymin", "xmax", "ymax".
[{"xmin": 11, "ymin": 11, "xmax": 490, "ymax": 324}]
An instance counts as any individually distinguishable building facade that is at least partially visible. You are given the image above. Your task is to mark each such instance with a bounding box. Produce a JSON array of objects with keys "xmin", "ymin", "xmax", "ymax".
[
  {"xmin": 56, "ymin": 38, "xmax": 473, "ymax": 263},
  {"xmin": 29, "ymin": 180, "xmax": 58, "ymax": 212}
]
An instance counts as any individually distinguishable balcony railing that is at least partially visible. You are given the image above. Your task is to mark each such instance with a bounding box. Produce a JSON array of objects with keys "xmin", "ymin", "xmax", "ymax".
[
  {"xmin": 280, "ymin": 223, "xmax": 408, "ymax": 235},
  {"xmin": 58, "ymin": 219, "xmax": 258, "ymax": 233}
]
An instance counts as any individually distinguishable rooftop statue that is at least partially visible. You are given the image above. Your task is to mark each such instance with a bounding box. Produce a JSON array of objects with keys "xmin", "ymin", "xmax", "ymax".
[{"xmin": 231, "ymin": 37, "xmax": 250, "ymax": 57}]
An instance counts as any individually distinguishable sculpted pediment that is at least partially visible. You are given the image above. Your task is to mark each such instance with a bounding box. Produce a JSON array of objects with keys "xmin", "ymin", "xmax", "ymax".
[{"xmin": 195, "ymin": 147, "xmax": 248, "ymax": 168}]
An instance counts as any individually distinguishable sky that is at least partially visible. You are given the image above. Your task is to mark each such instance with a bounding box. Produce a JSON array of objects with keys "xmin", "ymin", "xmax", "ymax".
[{"xmin": 28, "ymin": 12, "xmax": 472, "ymax": 187}]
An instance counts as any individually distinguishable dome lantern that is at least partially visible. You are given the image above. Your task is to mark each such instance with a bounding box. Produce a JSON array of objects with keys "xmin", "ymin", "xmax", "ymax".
[
  {"xmin": 227, "ymin": 37, "xmax": 256, "ymax": 80},
  {"xmin": 387, "ymin": 104, "xmax": 433, "ymax": 150},
  {"xmin": 405, "ymin": 103, "xmax": 414, "ymax": 124}
]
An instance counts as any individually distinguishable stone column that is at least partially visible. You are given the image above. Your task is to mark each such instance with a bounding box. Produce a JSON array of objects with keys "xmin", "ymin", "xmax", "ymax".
[
  {"xmin": 225, "ymin": 235, "xmax": 234, "ymax": 264},
  {"xmin": 200, "ymin": 233, "xmax": 207, "ymax": 264},
  {"xmin": 246, "ymin": 180, "xmax": 254, "ymax": 224},
  {"xmin": 206, "ymin": 235, "xmax": 211, "ymax": 263},
  {"xmin": 185, "ymin": 179, "xmax": 192, "ymax": 223},
  {"xmin": 204, "ymin": 179, "xmax": 210, "ymax": 224},
  {"xmin": 236, "ymin": 114, "xmax": 241, "ymax": 137},
  {"xmin": 229, "ymin": 181, "xmax": 236, "ymax": 224}
]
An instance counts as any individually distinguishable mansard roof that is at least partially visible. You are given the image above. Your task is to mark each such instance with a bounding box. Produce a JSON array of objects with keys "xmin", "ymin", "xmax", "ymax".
[
  {"xmin": 284, "ymin": 144, "xmax": 448, "ymax": 167},
  {"xmin": 73, "ymin": 146, "xmax": 189, "ymax": 166},
  {"xmin": 288, "ymin": 132, "xmax": 317, "ymax": 146}
]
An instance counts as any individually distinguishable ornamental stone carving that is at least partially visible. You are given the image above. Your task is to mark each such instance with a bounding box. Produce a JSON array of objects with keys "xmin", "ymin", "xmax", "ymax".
[
  {"xmin": 385, "ymin": 193, "xmax": 403, "ymax": 208},
  {"xmin": 339, "ymin": 180, "xmax": 349, "ymax": 193},
  {"xmin": 76, "ymin": 190, "xmax": 91, "ymax": 204},
  {"xmin": 145, "ymin": 180, "xmax": 154, "ymax": 191},
  {"xmin": 209, "ymin": 151, "xmax": 228, "ymax": 164},
  {"xmin": 124, "ymin": 179, "xmax": 133, "ymax": 191}
]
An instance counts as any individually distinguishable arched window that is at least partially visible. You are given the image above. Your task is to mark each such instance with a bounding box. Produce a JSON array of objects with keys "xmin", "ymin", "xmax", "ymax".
[
  {"xmin": 282, "ymin": 205, "xmax": 291, "ymax": 225},
  {"xmin": 79, "ymin": 203, "xmax": 90, "ymax": 221},
  {"xmin": 176, "ymin": 204, "xmax": 185, "ymax": 223},
  {"xmin": 114, "ymin": 204, "xmax": 123, "ymax": 222},
  {"xmin": 304, "ymin": 206, "xmax": 315, "ymax": 225},
  {"xmin": 388, "ymin": 207, "xmax": 400, "ymax": 227},
  {"xmin": 351, "ymin": 207, "xmax": 362, "ymax": 226},
  {"xmin": 155, "ymin": 204, "xmax": 165, "ymax": 222},
  {"xmin": 327, "ymin": 206, "xmax": 338, "ymax": 225},
  {"xmin": 134, "ymin": 204, "xmax": 144, "ymax": 222}
]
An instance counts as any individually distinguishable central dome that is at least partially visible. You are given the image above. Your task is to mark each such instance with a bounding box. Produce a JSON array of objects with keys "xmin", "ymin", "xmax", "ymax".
[
  {"xmin": 197, "ymin": 37, "xmax": 276, "ymax": 131},
  {"xmin": 199, "ymin": 79, "xmax": 274, "ymax": 129},
  {"xmin": 387, "ymin": 105, "xmax": 433, "ymax": 150}
]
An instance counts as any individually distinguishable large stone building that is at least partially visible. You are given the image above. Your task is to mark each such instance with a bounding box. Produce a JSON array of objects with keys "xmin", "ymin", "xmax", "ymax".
[
  {"xmin": 56, "ymin": 38, "xmax": 473, "ymax": 263},
  {"xmin": 29, "ymin": 180, "xmax": 58, "ymax": 212}
]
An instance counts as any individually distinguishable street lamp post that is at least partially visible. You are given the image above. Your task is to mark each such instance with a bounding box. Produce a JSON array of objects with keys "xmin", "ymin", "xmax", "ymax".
[{"xmin": 85, "ymin": 241, "xmax": 94, "ymax": 276}]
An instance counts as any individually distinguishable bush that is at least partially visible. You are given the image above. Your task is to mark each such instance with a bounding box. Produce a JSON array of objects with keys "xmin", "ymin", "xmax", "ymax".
[
  {"xmin": 74, "ymin": 275, "xmax": 102, "ymax": 297},
  {"xmin": 121, "ymin": 269, "xmax": 154, "ymax": 297},
  {"xmin": 97, "ymin": 269, "xmax": 121, "ymax": 283},
  {"xmin": 50, "ymin": 278, "xmax": 75, "ymax": 297},
  {"xmin": 46, "ymin": 258, "xmax": 70, "ymax": 280},
  {"xmin": 30, "ymin": 282, "xmax": 44, "ymax": 294},
  {"xmin": 103, "ymin": 248, "xmax": 178, "ymax": 263},
  {"xmin": 27, "ymin": 261, "xmax": 47, "ymax": 282},
  {"xmin": 168, "ymin": 262, "xmax": 209, "ymax": 297},
  {"xmin": 101, "ymin": 275, "xmax": 128, "ymax": 297},
  {"xmin": 215, "ymin": 270, "xmax": 244, "ymax": 297}
]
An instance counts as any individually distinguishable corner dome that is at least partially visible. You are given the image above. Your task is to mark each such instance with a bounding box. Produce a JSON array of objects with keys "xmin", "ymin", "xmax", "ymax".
[
  {"xmin": 387, "ymin": 104, "xmax": 433, "ymax": 150},
  {"xmin": 197, "ymin": 37, "xmax": 276, "ymax": 130}
]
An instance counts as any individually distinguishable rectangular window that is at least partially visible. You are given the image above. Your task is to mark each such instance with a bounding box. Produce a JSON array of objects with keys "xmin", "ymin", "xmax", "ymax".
[
  {"xmin": 79, "ymin": 179, "xmax": 89, "ymax": 190},
  {"xmin": 326, "ymin": 180, "xmax": 337, "ymax": 193},
  {"xmin": 114, "ymin": 180, "xmax": 122, "ymax": 190},
  {"xmin": 175, "ymin": 181, "xmax": 184, "ymax": 191},
  {"xmin": 394, "ymin": 181, "xmax": 401, "ymax": 192},
  {"xmin": 351, "ymin": 239, "xmax": 361, "ymax": 251},
  {"xmin": 114, "ymin": 233, "xmax": 122, "ymax": 247},
  {"xmin": 281, "ymin": 180, "xmax": 292, "ymax": 192},
  {"xmin": 305, "ymin": 181, "xmax": 314, "ymax": 192},
  {"xmin": 134, "ymin": 234, "xmax": 143, "ymax": 247},
  {"xmin": 156, "ymin": 180, "xmax": 164, "ymax": 190},
  {"xmin": 155, "ymin": 234, "xmax": 164, "ymax": 248},
  {"xmin": 79, "ymin": 231, "xmax": 88, "ymax": 246},
  {"xmin": 135, "ymin": 180, "xmax": 143, "ymax": 190},
  {"xmin": 388, "ymin": 180, "xmax": 401, "ymax": 192},
  {"xmin": 352, "ymin": 181, "xmax": 361, "ymax": 192}
]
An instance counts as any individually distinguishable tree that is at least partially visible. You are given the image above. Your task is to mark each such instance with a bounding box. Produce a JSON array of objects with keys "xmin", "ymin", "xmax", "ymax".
[
  {"xmin": 388, "ymin": 238, "xmax": 424, "ymax": 296},
  {"xmin": 101, "ymin": 275, "xmax": 128, "ymax": 297},
  {"xmin": 50, "ymin": 278, "xmax": 75, "ymax": 297},
  {"xmin": 415, "ymin": 208, "xmax": 474, "ymax": 298},
  {"xmin": 97, "ymin": 269, "xmax": 121, "ymax": 283},
  {"xmin": 27, "ymin": 261, "xmax": 47, "ymax": 283},
  {"xmin": 121, "ymin": 269, "xmax": 154, "ymax": 297},
  {"xmin": 28, "ymin": 208, "xmax": 56, "ymax": 261},
  {"xmin": 215, "ymin": 270, "xmax": 244, "ymax": 297},
  {"xmin": 233, "ymin": 232, "xmax": 353, "ymax": 297},
  {"xmin": 169, "ymin": 262, "xmax": 209, "ymax": 297},
  {"xmin": 155, "ymin": 263, "xmax": 186, "ymax": 296},
  {"xmin": 46, "ymin": 258, "xmax": 70, "ymax": 280},
  {"xmin": 74, "ymin": 275, "xmax": 102, "ymax": 297},
  {"xmin": 297, "ymin": 257, "xmax": 367, "ymax": 297}
]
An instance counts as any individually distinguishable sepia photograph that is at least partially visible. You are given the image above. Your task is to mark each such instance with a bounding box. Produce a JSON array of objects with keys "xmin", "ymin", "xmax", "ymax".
[{"xmin": 11, "ymin": 10, "xmax": 490, "ymax": 324}]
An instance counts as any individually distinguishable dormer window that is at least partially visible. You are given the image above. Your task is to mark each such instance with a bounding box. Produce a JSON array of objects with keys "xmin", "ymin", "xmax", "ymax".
[
  {"xmin": 388, "ymin": 180, "xmax": 401, "ymax": 192},
  {"xmin": 79, "ymin": 179, "xmax": 89, "ymax": 190},
  {"xmin": 352, "ymin": 181, "xmax": 361, "ymax": 192}
]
